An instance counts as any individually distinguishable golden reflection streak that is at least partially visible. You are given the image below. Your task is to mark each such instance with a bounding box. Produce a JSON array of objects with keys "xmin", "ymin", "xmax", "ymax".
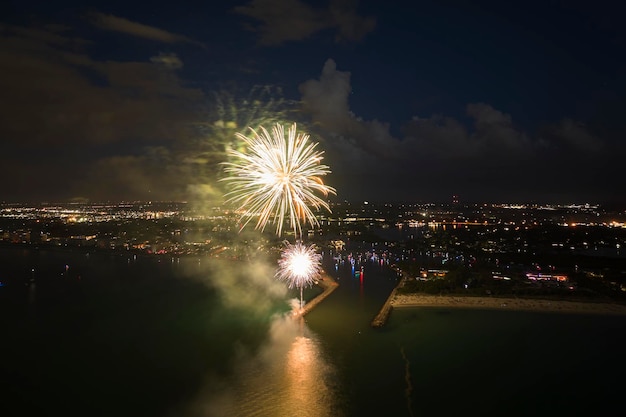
[
  {"xmin": 280, "ymin": 317, "xmax": 337, "ymax": 417},
  {"xmin": 187, "ymin": 316, "xmax": 339, "ymax": 417}
]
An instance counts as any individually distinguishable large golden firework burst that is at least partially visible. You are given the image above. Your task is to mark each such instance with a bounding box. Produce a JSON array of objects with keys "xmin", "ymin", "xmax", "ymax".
[{"xmin": 221, "ymin": 122, "xmax": 335, "ymax": 238}]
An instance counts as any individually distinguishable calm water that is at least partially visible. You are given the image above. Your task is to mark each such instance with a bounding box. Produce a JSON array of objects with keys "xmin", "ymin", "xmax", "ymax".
[{"xmin": 0, "ymin": 246, "xmax": 624, "ymax": 417}]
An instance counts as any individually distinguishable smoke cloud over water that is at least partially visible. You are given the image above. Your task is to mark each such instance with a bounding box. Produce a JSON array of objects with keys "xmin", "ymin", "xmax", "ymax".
[
  {"xmin": 187, "ymin": 255, "xmax": 287, "ymax": 315},
  {"xmin": 171, "ymin": 253, "xmax": 340, "ymax": 417}
]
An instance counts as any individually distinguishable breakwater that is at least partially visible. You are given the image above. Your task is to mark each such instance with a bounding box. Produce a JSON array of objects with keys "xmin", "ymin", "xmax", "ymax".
[
  {"xmin": 371, "ymin": 265, "xmax": 407, "ymax": 327},
  {"xmin": 294, "ymin": 272, "xmax": 339, "ymax": 318}
]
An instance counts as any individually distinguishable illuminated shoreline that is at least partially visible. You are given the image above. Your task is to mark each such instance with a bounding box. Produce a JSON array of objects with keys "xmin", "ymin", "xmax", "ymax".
[{"xmin": 390, "ymin": 293, "xmax": 626, "ymax": 315}]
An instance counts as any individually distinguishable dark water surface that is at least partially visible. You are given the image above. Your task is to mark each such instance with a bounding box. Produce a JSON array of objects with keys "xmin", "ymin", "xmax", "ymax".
[{"xmin": 1, "ymin": 246, "xmax": 625, "ymax": 417}]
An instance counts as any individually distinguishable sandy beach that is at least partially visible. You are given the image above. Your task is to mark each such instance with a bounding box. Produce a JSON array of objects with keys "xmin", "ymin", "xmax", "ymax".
[{"xmin": 390, "ymin": 293, "xmax": 626, "ymax": 315}]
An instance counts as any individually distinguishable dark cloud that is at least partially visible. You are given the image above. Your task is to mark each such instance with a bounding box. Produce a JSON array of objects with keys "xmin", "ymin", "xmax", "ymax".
[
  {"xmin": 234, "ymin": 0, "xmax": 327, "ymax": 45},
  {"xmin": 465, "ymin": 103, "xmax": 531, "ymax": 154},
  {"xmin": 1, "ymin": 3, "xmax": 621, "ymax": 205},
  {"xmin": 297, "ymin": 59, "xmax": 618, "ymax": 203},
  {"xmin": 300, "ymin": 60, "xmax": 530, "ymax": 164},
  {"xmin": 299, "ymin": 59, "xmax": 352, "ymax": 128},
  {"xmin": 401, "ymin": 103, "xmax": 533, "ymax": 160},
  {"xmin": 233, "ymin": 0, "xmax": 375, "ymax": 45},
  {"xmin": 538, "ymin": 119, "xmax": 604, "ymax": 154},
  {"xmin": 150, "ymin": 52, "xmax": 184, "ymax": 69},
  {"xmin": 0, "ymin": 24, "xmax": 202, "ymax": 146},
  {"xmin": 299, "ymin": 59, "xmax": 395, "ymax": 158},
  {"xmin": 402, "ymin": 115, "xmax": 472, "ymax": 158},
  {"xmin": 0, "ymin": 22, "xmax": 205, "ymax": 202},
  {"xmin": 89, "ymin": 12, "xmax": 205, "ymax": 47},
  {"xmin": 329, "ymin": 0, "xmax": 377, "ymax": 43}
]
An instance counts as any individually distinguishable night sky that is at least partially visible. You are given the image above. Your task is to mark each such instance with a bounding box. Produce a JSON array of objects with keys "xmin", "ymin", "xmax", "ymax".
[{"xmin": 2, "ymin": 0, "xmax": 625, "ymax": 204}]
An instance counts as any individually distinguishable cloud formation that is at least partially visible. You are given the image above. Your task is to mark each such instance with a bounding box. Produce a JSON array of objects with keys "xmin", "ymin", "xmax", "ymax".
[
  {"xmin": 150, "ymin": 52, "xmax": 184, "ymax": 69},
  {"xmin": 299, "ymin": 59, "xmax": 396, "ymax": 158},
  {"xmin": 89, "ymin": 12, "xmax": 205, "ymax": 47},
  {"xmin": 233, "ymin": 0, "xmax": 376, "ymax": 45},
  {"xmin": 0, "ymin": 22, "xmax": 205, "ymax": 202},
  {"xmin": 299, "ymin": 61, "xmax": 537, "ymax": 162},
  {"xmin": 0, "ymin": 10, "xmax": 618, "ymax": 205},
  {"xmin": 538, "ymin": 119, "xmax": 604, "ymax": 154},
  {"xmin": 298, "ymin": 59, "xmax": 616, "ymax": 202}
]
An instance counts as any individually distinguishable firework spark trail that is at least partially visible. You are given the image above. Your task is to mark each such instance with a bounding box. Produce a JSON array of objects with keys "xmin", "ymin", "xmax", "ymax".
[
  {"xmin": 207, "ymin": 86, "xmax": 294, "ymax": 152},
  {"xmin": 196, "ymin": 89, "xmax": 288, "ymax": 153},
  {"xmin": 400, "ymin": 346, "xmax": 415, "ymax": 417},
  {"xmin": 221, "ymin": 123, "xmax": 335, "ymax": 238},
  {"xmin": 276, "ymin": 242, "xmax": 322, "ymax": 309}
]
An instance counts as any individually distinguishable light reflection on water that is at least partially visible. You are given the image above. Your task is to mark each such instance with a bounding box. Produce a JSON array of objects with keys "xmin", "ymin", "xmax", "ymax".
[{"xmin": 186, "ymin": 315, "xmax": 341, "ymax": 417}]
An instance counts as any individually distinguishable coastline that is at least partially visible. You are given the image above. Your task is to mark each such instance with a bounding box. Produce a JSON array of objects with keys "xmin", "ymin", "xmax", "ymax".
[{"xmin": 391, "ymin": 293, "xmax": 626, "ymax": 315}]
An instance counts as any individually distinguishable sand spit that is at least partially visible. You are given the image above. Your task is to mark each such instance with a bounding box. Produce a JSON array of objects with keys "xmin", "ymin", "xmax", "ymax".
[{"xmin": 390, "ymin": 293, "xmax": 626, "ymax": 315}]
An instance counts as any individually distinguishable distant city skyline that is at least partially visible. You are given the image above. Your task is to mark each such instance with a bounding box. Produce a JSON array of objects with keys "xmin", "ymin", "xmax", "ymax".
[{"xmin": 0, "ymin": 195, "xmax": 624, "ymax": 207}]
